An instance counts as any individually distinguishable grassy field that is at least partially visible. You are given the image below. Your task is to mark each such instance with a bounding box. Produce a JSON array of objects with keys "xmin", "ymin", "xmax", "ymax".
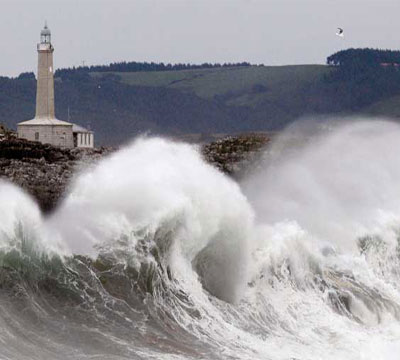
[{"xmin": 91, "ymin": 65, "xmax": 331, "ymax": 108}]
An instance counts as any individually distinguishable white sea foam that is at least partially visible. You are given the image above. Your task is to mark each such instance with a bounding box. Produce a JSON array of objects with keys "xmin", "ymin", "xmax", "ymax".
[
  {"xmin": 2, "ymin": 120, "xmax": 400, "ymax": 359},
  {"xmin": 0, "ymin": 180, "xmax": 43, "ymax": 253},
  {"xmin": 46, "ymin": 137, "xmax": 254, "ymax": 302}
]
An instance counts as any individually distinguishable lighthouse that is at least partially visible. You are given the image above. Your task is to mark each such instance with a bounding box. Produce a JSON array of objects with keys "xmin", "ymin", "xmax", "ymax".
[
  {"xmin": 18, "ymin": 24, "xmax": 94, "ymax": 149},
  {"xmin": 35, "ymin": 23, "xmax": 55, "ymax": 119}
]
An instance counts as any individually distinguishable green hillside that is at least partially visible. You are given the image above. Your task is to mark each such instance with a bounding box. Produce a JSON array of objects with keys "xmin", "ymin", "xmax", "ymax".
[
  {"xmin": 92, "ymin": 65, "xmax": 330, "ymax": 106},
  {"xmin": 365, "ymin": 95, "xmax": 400, "ymax": 118},
  {"xmin": 88, "ymin": 64, "xmax": 335, "ymax": 140},
  {"xmin": 2, "ymin": 51, "xmax": 400, "ymax": 146}
]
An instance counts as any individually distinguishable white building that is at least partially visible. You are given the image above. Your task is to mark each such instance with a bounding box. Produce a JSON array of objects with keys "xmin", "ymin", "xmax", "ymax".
[
  {"xmin": 18, "ymin": 24, "xmax": 94, "ymax": 149},
  {"xmin": 73, "ymin": 124, "xmax": 94, "ymax": 148}
]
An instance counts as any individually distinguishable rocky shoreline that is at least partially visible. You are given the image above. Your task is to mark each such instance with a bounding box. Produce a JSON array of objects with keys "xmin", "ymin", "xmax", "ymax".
[
  {"xmin": 0, "ymin": 134, "xmax": 269, "ymax": 212},
  {"xmin": 201, "ymin": 134, "xmax": 269, "ymax": 176},
  {"xmin": 0, "ymin": 138, "xmax": 113, "ymax": 212}
]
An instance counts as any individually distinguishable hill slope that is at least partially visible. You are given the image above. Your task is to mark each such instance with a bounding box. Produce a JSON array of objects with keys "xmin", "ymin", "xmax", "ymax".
[
  {"xmin": 92, "ymin": 65, "xmax": 328, "ymax": 103},
  {"xmin": 1, "ymin": 59, "xmax": 400, "ymax": 146}
]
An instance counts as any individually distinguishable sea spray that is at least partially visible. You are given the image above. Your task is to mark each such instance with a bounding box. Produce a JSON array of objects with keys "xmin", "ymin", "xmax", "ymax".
[
  {"xmin": 0, "ymin": 180, "xmax": 39, "ymax": 236},
  {"xmin": 46, "ymin": 137, "xmax": 254, "ymax": 303},
  {"xmin": 243, "ymin": 119, "xmax": 400, "ymax": 253},
  {"xmin": 1, "ymin": 123, "xmax": 400, "ymax": 359},
  {"xmin": 241, "ymin": 120, "xmax": 400, "ymax": 348},
  {"xmin": 0, "ymin": 180, "xmax": 49, "ymax": 255}
]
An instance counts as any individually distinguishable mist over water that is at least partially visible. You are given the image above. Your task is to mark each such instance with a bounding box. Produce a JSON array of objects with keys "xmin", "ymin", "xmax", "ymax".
[
  {"xmin": 244, "ymin": 119, "xmax": 400, "ymax": 253},
  {"xmin": 1, "ymin": 119, "xmax": 400, "ymax": 359}
]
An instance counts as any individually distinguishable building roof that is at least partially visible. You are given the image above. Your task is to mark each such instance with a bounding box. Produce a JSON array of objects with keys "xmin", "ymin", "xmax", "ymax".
[
  {"xmin": 72, "ymin": 124, "xmax": 93, "ymax": 133},
  {"xmin": 18, "ymin": 118, "xmax": 73, "ymax": 126}
]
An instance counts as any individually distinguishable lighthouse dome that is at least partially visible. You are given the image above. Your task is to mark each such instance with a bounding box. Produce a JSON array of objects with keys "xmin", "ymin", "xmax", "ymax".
[{"xmin": 41, "ymin": 25, "xmax": 51, "ymax": 36}]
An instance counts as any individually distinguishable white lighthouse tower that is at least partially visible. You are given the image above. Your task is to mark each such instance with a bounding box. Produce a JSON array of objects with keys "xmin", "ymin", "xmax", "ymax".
[
  {"xmin": 17, "ymin": 24, "xmax": 93, "ymax": 148},
  {"xmin": 35, "ymin": 22, "xmax": 56, "ymax": 120}
]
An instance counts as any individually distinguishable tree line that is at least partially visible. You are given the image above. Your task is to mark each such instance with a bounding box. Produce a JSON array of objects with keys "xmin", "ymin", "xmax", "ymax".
[
  {"xmin": 327, "ymin": 48, "xmax": 400, "ymax": 67},
  {"xmin": 54, "ymin": 61, "xmax": 251, "ymax": 80},
  {"xmin": 323, "ymin": 48, "xmax": 400, "ymax": 109}
]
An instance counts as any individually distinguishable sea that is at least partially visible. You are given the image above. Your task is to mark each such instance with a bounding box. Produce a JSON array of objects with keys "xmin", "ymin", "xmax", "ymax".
[{"xmin": 0, "ymin": 119, "xmax": 400, "ymax": 359}]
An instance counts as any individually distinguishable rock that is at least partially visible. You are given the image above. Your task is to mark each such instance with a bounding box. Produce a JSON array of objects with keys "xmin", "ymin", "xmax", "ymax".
[
  {"xmin": 0, "ymin": 134, "xmax": 270, "ymax": 212},
  {"xmin": 202, "ymin": 133, "xmax": 270, "ymax": 178},
  {"xmin": 0, "ymin": 138, "xmax": 114, "ymax": 212}
]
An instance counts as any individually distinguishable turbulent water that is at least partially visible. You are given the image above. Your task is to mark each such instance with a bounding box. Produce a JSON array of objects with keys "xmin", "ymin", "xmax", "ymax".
[{"xmin": 1, "ymin": 119, "xmax": 400, "ymax": 359}]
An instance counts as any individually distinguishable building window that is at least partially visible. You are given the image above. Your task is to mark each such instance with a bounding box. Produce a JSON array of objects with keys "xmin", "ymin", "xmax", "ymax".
[{"xmin": 35, "ymin": 132, "xmax": 39, "ymax": 140}]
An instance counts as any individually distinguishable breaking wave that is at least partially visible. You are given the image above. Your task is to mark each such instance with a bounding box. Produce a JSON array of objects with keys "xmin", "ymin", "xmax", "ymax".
[{"xmin": 1, "ymin": 120, "xmax": 400, "ymax": 359}]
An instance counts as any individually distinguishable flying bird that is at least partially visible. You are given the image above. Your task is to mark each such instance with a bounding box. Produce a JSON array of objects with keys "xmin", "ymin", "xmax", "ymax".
[{"xmin": 336, "ymin": 28, "xmax": 344, "ymax": 37}]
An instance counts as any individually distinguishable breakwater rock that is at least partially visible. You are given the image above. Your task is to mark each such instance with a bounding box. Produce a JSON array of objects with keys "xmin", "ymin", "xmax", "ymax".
[
  {"xmin": 0, "ymin": 134, "xmax": 270, "ymax": 212},
  {"xmin": 202, "ymin": 133, "xmax": 270, "ymax": 178},
  {"xmin": 0, "ymin": 138, "xmax": 112, "ymax": 212}
]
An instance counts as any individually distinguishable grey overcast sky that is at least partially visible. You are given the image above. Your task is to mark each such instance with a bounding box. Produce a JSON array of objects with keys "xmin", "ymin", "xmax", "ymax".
[{"xmin": 1, "ymin": 0, "xmax": 399, "ymax": 77}]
